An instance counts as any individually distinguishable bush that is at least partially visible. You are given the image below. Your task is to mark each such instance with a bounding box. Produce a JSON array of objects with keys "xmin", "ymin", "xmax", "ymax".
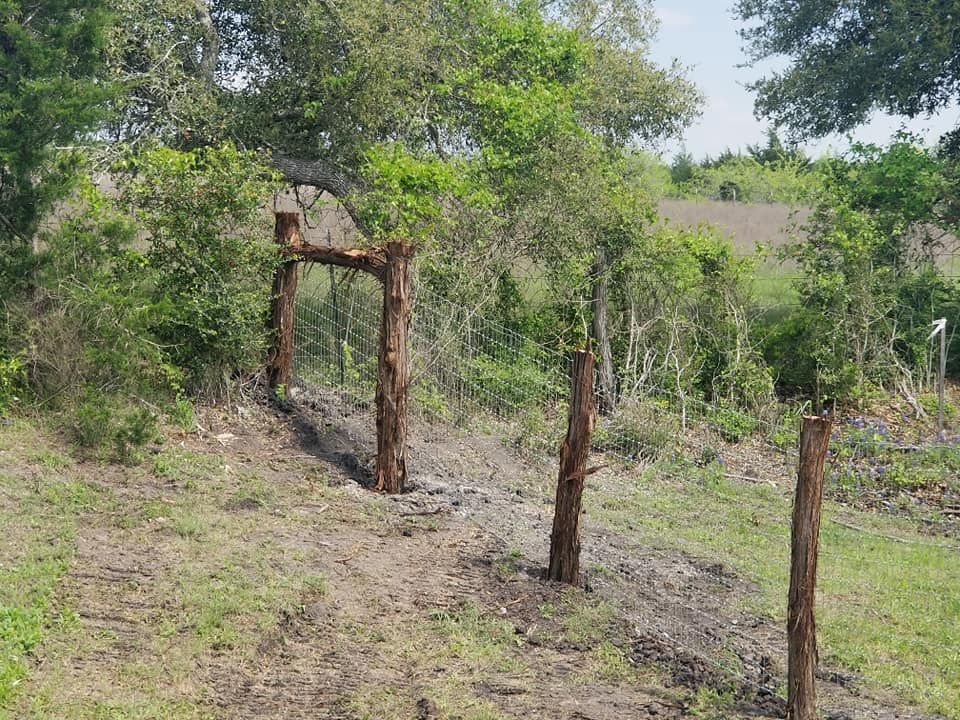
[
  {"xmin": 71, "ymin": 392, "xmax": 159, "ymax": 464},
  {"xmin": 706, "ymin": 402, "xmax": 760, "ymax": 443},
  {"xmin": 465, "ymin": 347, "xmax": 563, "ymax": 414},
  {"xmin": 115, "ymin": 144, "xmax": 282, "ymax": 393},
  {"xmin": 594, "ymin": 399, "xmax": 679, "ymax": 461}
]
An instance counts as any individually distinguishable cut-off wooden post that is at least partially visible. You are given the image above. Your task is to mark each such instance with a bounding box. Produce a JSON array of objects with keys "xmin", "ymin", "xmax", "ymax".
[
  {"xmin": 267, "ymin": 212, "xmax": 302, "ymax": 389},
  {"xmin": 787, "ymin": 414, "xmax": 833, "ymax": 720},
  {"xmin": 548, "ymin": 349, "xmax": 597, "ymax": 585},
  {"xmin": 374, "ymin": 241, "xmax": 414, "ymax": 494}
]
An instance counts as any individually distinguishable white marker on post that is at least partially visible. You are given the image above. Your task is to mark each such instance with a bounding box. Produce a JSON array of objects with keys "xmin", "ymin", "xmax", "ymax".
[{"xmin": 930, "ymin": 318, "xmax": 948, "ymax": 435}]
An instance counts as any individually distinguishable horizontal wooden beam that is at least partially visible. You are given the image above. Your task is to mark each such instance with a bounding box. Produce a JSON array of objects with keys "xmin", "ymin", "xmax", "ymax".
[{"xmin": 284, "ymin": 243, "xmax": 386, "ymax": 280}]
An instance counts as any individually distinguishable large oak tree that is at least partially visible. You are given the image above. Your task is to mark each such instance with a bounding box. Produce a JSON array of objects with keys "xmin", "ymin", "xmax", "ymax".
[{"xmin": 735, "ymin": 0, "xmax": 960, "ymax": 149}]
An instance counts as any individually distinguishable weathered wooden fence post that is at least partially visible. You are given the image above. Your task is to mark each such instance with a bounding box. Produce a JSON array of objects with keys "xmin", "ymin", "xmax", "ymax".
[
  {"xmin": 548, "ymin": 348, "xmax": 597, "ymax": 585},
  {"xmin": 374, "ymin": 241, "xmax": 414, "ymax": 493},
  {"xmin": 787, "ymin": 414, "xmax": 833, "ymax": 720},
  {"xmin": 267, "ymin": 212, "xmax": 302, "ymax": 389}
]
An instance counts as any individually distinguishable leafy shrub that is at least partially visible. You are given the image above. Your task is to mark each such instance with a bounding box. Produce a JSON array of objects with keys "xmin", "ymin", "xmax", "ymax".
[
  {"xmin": 466, "ymin": 348, "xmax": 563, "ymax": 414},
  {"xmin": 116, "ymin": 143, "xmax": 282, "ymax": 393},
  {"xmin": 766, "ymin": 141, "xmax": 960, "ymax": 404},
  {"xmin": 71, "ymin": 392, "xmax": 158, "ymax": 464},
  {"xmin": 707, "ymin": 402, "xmax": 760, "ymax": 443},
  {"xmin": 512, "ymin": 405, "xmax": 565, "ymax": 455}
]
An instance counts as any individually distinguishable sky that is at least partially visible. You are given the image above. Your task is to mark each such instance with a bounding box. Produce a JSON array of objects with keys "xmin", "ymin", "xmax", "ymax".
[{"xmin": 648, "ymin": 1, "xmax": 959, "ymax": 161}]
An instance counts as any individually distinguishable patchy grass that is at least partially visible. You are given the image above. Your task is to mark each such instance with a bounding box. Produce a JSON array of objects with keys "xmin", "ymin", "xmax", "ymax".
[
  {"xmin": 0, "ymin": 422, "xmax": 105, "ymax": 715},
  {"xmin": 0, "ymin": 419, "xmax": 349, "ymax": 719},
  {"xmin": 586, "ymin": 457, "xmax": 960, "ymax": 718}
]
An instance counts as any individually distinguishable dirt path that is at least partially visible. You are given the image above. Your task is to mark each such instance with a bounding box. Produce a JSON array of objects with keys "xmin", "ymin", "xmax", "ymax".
[{"xmin": 8, "ymin": 398, "xmax": 943, "ymax": 720}]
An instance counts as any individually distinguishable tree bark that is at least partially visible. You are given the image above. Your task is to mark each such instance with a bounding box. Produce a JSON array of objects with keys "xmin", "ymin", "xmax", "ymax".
[
  {"xmin": 592, "ymin": 247, "xmax": 617, "ymax": 415},
  {"xmin": 194, "ymin": 0, "xmax": 220, "ymax": 86},
  {"xmin": 374, "ymin": 241, "xmax": 415, "ymax": 493},
  {"xmin": 271, "ymin": 155, "xmax": 361, "ymax": 200},
  {"xmin": 283, "ymin": 242, "xmax": 386, "ymax": 279},
  {"xmin": 266, "ymin": 212, "xmax": 301, "ymax": 389},
  {"xmin": 787, "ymin": 415, "xmax": 833, "ymax": 720},
  {"xmin": 548, "ymin": 349, "xmax": 597, "ymax": 585}
]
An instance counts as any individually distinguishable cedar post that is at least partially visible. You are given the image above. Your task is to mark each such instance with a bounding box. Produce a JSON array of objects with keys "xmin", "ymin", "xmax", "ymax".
[
  {"xmin": 787, "ymin": 415, "xmax": 833, "ymax": 720},
  {"xmin": 267, "ymin": 212, "xmax": 301, "ymax": 389},
  {"xmin": 374, "ymin": 241, "xmax": 414, "ymax": 493},
  {"xmin": 548, "ymin": 349, "xmax": 597, "ymax": 585}
]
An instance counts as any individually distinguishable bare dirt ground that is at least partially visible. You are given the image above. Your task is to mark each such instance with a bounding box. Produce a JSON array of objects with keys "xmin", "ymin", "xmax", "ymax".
[{"xmin": 4, "ymin": 393, "xmax": 943, "ymax": 720}]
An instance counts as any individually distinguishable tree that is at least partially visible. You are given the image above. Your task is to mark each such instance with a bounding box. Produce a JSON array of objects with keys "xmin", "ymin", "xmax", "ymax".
[
  {"xmin": 746, "ymin": 128, "xmax": 809, "ymax": 167},
  {"xmin": 102, "ymin": 1, "xmax": 698, "ymax": 223},
  {"xmin": 735, "ymin": 1, "xmax": 960, "ymax": 147},
  {"xmin": 0, "ymin": 0, "xmax": 114, "ymax": 299},
  {"xmin": 96, "ymin": 0, "xmax": 701, "ymax": 416}
]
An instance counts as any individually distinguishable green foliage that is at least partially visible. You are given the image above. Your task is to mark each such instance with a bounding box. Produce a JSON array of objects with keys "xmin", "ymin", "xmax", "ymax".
[
  {"xmin": 357, "ymin": 144, "xmax": 492, "ymax": 240},
  {"xmin": 116, "ymin": 143, "xmax": 282, "ymax": 392},
  {"xmin": 0, "ymin": 356, "xmax": 24, "ymax": 415},
  {"xmin": 675, "ymin": 154, "xmax": 817, "ymax": 204},
  {"xmin": 614, "ymin": 224, "xmax": 773, "ymax": 411},
  {"xmin": 830, "ymin": 418, "xmax": 960, "ymax": 494},
  {"xmin": 70, "ymin": 392, "xmax": 158, "ymax": 463},
  {"xmin": 465, "ymin": 347, "xmax": 563, "ymax": 412},
  {"xmin": 736, "ymin": 0, "xmax": 960, "ymax": 146},
  {"xmin": 0, "ymin": 0, "xmax": 114, "ymax": 300},
  {"xmin": 766, "ymin": 141, "xmax": 959, "ymax": 403},
  {"xmin": 594, "ymin": 399, "xmax": 678, "ymax": 461},
  {"xmin": 706, "ymin": 402, "xmax": 760, "ymax": 443}
]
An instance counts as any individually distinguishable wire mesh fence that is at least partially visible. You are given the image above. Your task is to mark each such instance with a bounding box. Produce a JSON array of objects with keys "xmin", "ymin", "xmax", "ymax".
[{"xmin": 291, "ymin": 264, "xmax": 960, "ymax": 717}]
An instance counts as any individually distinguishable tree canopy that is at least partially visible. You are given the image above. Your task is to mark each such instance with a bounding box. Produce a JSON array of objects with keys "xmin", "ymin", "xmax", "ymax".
[
  {"xmin": 735, "ymin": 0, "xmax": 960, "ymax": 148},
  {"xmin": 0, "ymin": 0, "xmax": 113, "ymax": 295},
  {"xmin": 105, "ymin": 0, "xmax": 699, "ymax": 234}
]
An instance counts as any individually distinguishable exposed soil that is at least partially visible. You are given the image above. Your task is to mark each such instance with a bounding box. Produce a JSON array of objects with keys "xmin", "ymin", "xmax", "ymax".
[{"xmin": 7, "ymin": 389, "xmax": 946, "ymax": 720}]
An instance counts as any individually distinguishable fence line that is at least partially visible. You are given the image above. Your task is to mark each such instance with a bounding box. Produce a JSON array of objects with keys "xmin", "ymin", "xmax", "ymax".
[{"xmin": 291, "ymin": 266, "xmax": 960, "ymax": 717}]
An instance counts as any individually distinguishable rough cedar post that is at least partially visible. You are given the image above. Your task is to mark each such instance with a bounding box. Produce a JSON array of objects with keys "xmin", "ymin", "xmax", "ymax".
[
  {"xmin": 787, "ymin": 415, "xmax": 833, "ymax": 720},
  {"xmin": 267, "ymin": 212, "xmax": 301, "ymax": 389},
  {"xmin": 548, "ymin": 349, "xmax": 597, "ymax": 585},
  {"xmin": 374, "ymin": 241, "xmax": 414, "ymax": 493}
]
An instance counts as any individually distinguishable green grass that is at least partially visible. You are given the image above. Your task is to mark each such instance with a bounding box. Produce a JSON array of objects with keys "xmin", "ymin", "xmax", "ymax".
[
  {"xmin": 0, "ymin": 422, "xmax": 108, "ymax": 715},
  {"xmin": 586, "ymin": 458, "xmax": 960, "ymax": 717}
]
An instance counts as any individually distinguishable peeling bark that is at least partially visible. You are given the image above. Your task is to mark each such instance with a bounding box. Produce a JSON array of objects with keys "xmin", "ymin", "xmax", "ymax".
[
  {"xmin": 266, "ymin": 212, "xmax": 301, "ymax": 389},
  {"xmin": 374, "ymin": 242, "xmax": 414, "ymax": 493}
]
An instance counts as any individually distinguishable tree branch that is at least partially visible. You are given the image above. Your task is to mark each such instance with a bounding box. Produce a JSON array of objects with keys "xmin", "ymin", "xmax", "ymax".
[
  {"xmin": 270, "ymin": 154, "xmax": 371, "ymax": 236},
  {"xmin": 270, "ymin": 154, "xmax": 360, "ymax": 198},
  {"xmin": 284, "ymin": 243, "xmax": 385, "ymax": 280}
]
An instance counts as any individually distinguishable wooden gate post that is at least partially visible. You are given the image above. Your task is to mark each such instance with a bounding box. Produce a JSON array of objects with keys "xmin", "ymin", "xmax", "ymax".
[
  {"xmin": 267, "ymin": 212, "xmax": 302, "ymax": 389},
  {"xmin": 548, "ymin": 349, "xmax": 597, "ymax": 585},
  {"xmin": 374, "ymin": 241, "xmax": 414, "ymax": 493},
  {"xmin": 787, "ymin": 415, "xmax": 833, "ymax": 720}
]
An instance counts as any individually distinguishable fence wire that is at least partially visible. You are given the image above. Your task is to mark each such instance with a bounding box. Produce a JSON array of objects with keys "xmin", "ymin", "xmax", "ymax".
[{"xmin": 292, "ymin": 265, "xmax": 960, "ymax": 718}]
